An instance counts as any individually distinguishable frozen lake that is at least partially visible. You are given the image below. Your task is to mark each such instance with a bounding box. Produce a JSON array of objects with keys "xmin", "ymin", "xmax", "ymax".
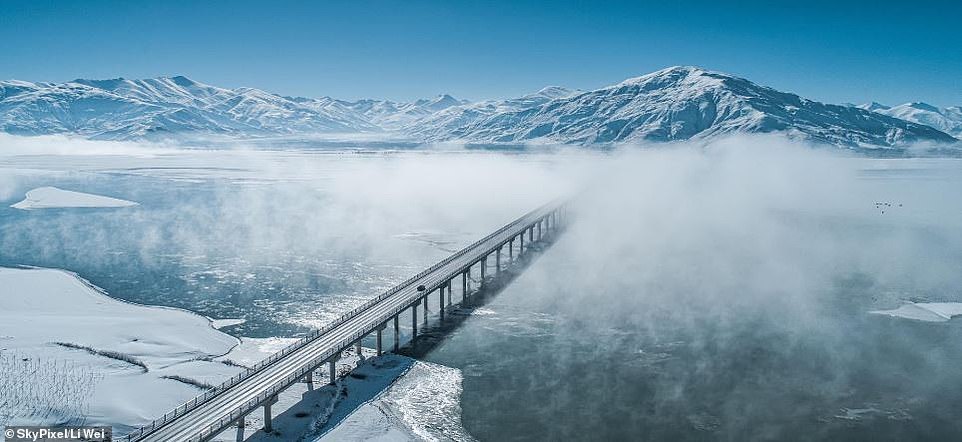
[{"xmin": 2, "ymin": 139, "xmax": 962, "ymax": 440}]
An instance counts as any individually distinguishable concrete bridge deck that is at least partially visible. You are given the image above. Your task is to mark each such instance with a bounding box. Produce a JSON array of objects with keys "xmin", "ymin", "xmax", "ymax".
[{"xmin": 125, "ymin": 201, "xmax": 567, "ymax": 441}]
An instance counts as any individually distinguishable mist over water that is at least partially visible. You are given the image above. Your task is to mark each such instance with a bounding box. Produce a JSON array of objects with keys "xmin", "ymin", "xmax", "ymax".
[
  {"xmin": 0, "ymin": 147, "xmax": 568, "ymax": 336},
  {"xmin": 422, "ymin": 140, "xmax": 962, "ymax": 440},
  {"xmin": 2, "ymin": 135, "xmax": 961, "ymax": 440}
]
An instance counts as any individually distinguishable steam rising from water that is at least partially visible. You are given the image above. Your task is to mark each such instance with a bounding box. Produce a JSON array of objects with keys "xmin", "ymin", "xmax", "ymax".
[
  {"xmin": 425, "ymin": 136, "xmax": 962, "ymax": 440},
  {"xmin": 2, "ymin": 134, "xmax": 962, "ymax": 439}
]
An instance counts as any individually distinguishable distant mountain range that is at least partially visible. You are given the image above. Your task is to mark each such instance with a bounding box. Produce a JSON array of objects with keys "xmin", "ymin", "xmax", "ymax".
[
  {"xmin": 1, "ymin": 67, "xmax": 957, "ymax": 148},
  {"xmin": 854, "ymin": 102, "xmax": 962, "ymax": 138}
]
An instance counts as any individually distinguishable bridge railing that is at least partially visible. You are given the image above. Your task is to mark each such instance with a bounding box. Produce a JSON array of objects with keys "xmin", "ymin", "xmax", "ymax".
[{"xmin": 126, "ymin": 200, "xmax": 562, "ymax": 441}]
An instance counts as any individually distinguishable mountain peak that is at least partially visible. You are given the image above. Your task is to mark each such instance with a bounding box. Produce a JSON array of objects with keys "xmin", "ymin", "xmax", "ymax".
[
  {"xmin": 860, "ymin": 102, "xmax": 891, "ymax": 111},
  {"xmin": 433, "ymin": 93, "xmax": 458, "ymax": 103},
  {"xmin": 424, "ymin": 94, "xmax": 462, "ymax": 111},
  {"xmin": 530, "ymin": 86, "xmax": 578, "ymax": 99},
  {"xmin": 906, "ymin": 102, "xmax": 940, "ymax": 112},
  {"xmin": 71, "ymin": 77, "xmax": 129, "ymax": 89},
  {"xmin": 616, "ymin": 65, "xmax": 725, "ymax": 88},
  {"xmin": 166, "ymin": 75, "xmax": 199, "ymax": 87}
]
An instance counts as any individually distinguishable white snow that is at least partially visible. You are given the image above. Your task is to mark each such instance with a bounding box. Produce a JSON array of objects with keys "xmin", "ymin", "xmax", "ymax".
[
  {"xmin": 209, "ymin": 318, "xmax": 246, "ymax": 330},
  {"xmin": 0, "ymin": 77, "xmax": 380, "ymax": 140},
  {"xmin": 413, "ymin": 66, "xmax": 956, "ymax": 147},
  {"xmin": 3, "ymin": 69, "xmax": 955, "ymax": 147},
  {"xmin": 0, "ymin": 266, "xmax": 473, "ymax": 440},
  {"xmin": 0, "ymin": 267, "xmax": 241, "ymax": 433},
  {"xmin": 864, "ymin": 102, "xmax": 962, "ymax": 138},
  {"xmin": 323, "ymin": 359, "xmax": 473, "ymax": 442},
  {"xmin": 869, "ymin": 302, "xmax": 962, "ymax": 322},
  {"xmin": 11, "ymin": 186, "xmax": 138, "ymax": 210}
]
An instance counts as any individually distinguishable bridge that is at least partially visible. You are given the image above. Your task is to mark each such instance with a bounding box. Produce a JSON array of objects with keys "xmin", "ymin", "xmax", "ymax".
[{"xmin": 124, "ymin": 201, "xmax": 567, "ymax": 441}]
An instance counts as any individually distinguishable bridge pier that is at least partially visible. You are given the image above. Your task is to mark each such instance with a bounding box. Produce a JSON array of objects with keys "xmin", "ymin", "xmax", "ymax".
[
  {"xmin": 355, "ymin": 341, "xmax": 363, "ymax": 358},
  {"xmin": 237, "ymin": 416, "xmax": 245, "ymax": 428},
  {"xmin": 376, "ymin": 325, "xmax": 384, "ymax": 356},
  {"xmin": 328, "ymin": 359, "xmax": 337, "ymax": 385},
  {"xmin": 462, "ymin": 271, "xmax": 467, "ymax": 300},
  {"xmin": 480, "ymin": 257, "xmax": 486, "ymax": 282},
  {"xmin": 538, "ymin": 220, "xmax": 542, "ymax": 240},
  {"xmin": 439, "ymin": 287, "xmax": 445, "ymax": 320},
  {"xmin": 529, "ymin": 225, "xmax": 534, "ymax": 242},
  {"xmin": 520, "ymin": 232, "xmax": 524, "ymax": 252},
  {"xmin": 411, "ymin": 300, "xmax": 418, "ymax": 338},
  {"xmin": 393, "ymin": 315, "xmax": 400, "ymax": 351},
  {"xmin": 422, "ymin": 295, "xmax": 428, "ymax": 325},
  {"xmin": 496, "ymin": 248, "xmax": 501, "ymax": 274},
  {"xmin": 305, "ymin": 368, "xmax": 313, "ymax": 384},
  {"xmin": 263, "ymin": 395, "xmax": 277, "ymax": 432},
  {"xmin": 509, "ymin": 239, "xmax": 513, "ymax": 261},
  {"xmin": 446, "ymin": 281, "xmax": 452, "ymax": 306}
]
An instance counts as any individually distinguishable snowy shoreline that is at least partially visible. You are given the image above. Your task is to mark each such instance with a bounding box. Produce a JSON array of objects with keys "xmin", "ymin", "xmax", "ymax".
[
  {"xmin": 0, "ymin": 266, "xmax": 471, "ymax": 441},
  {"xmin": 0, "ymin": 266, "xmax": 242, "ymax": 434}
]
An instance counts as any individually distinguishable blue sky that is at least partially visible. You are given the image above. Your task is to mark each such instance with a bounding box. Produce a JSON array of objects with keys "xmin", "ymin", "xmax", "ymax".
[{"xmin": 1, "ymin": 0, "xmax": 959, "ymax": 106}]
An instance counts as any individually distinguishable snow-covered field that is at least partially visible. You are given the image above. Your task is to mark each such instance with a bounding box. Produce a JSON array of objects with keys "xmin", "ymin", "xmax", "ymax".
[
  {"xmin": 10, "ymin": 186, "xmax": 138, "ymax": 210},
  {"xmin": 0, "ymin": 267, "xmax": 466, "ymax": 441},
  {"xmin": 0, "ymin": 267, "xmax": 241, "ymax": 433}
]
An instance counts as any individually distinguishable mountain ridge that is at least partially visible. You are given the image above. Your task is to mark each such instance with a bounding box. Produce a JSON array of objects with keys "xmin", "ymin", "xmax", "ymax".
[
  {"xmin": 858, "ymin": 101, "xmax": 962, "ymax": 138},
  {"xmin": 421, "ymin": 66, "xmax": 955, "ymax": 147},
  {"xmin": 1, "ymin": 68, "xmax": 957, "ymax": 148}
]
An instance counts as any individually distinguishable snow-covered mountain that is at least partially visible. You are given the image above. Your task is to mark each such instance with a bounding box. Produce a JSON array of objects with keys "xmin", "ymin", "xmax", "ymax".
[
  {"xmin": 1, "ymin": 68, "xmax": 957, "ymax": 148},
  {"xmin": 338, "ymin": 94, "xmax": 468, "ymax": 130},
  {"xmin": 0, "ymin": 76, "xmax": 378, "ymax": 140},
  {"xmin": 858, "ymin": 102, "xmax": 962, "ymax": 138},
  {"xmin": 416, "ymin": 67, "xmax": 955, "ymax": 147},
  {"xmin": 405, "ymin": 86, "xmax": 581, "ymax": 140}
]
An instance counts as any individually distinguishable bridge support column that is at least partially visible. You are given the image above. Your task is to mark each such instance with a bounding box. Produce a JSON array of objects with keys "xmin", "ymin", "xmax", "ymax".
[
  {"xmin": 496, "ymin": 248, "xmax": 501, "ymax": 274},
  {"xmin": 393, "ymin": 315, "xmax": 400, "ymax": 352},
  {"xmin": 520, "ymin": 233, "xmax": 524, "ymax": 253},
  {"xmin": 462, "ymin": 271, "xmax": 467, "ymax": 299},
  {"xmin": 305, "ymin": 369, "xmax": 313, "ymax": 384},
  {"xmin": 509, "ymin": 239, "xmax": 513, "ymax": 261},
  {"xmin": 264, "ymin": 405, "xmax": 271, "ymax": 432},
  {"xmin": 529, "ymin": 226, "xmax": 534, "ymax": 242},
  {"xmin": 439, "ymin": 287, "xmax": 445, "ymax": 321},
  {"xmin": 328, "ymin": 359, "xmax": 337, "ymax": 385},
  {"xmin": 376, "ymin": 325, "xmax": 384, "ymax": 356},
  {"xmin": 237, "ymin": 416, "xmax": 245, "ymax": 428},
  {"xmin": 264, "ymin": 395, "xmax": 277, "ymax": 433},
  {"xmin": 411, "ymin": 301, "xmax": 418, "ymax": 338},
  {"xmin": 480, "ymin": 257, "xmax": 486, "ymax": 282},
  {"xmin": 355, "ymin": 341, "xmax": 363, "ymax": 358},
  {"xmin": 446, "ymin": 281, "xmax": 452, "ymax": 306},
  {"xmin": 423, "ymin": 295, "xmax": 428, "ymax": 325},
  {"xmin": 538, "ymin": 220, "xmax": 542, "ymax": 240}
]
